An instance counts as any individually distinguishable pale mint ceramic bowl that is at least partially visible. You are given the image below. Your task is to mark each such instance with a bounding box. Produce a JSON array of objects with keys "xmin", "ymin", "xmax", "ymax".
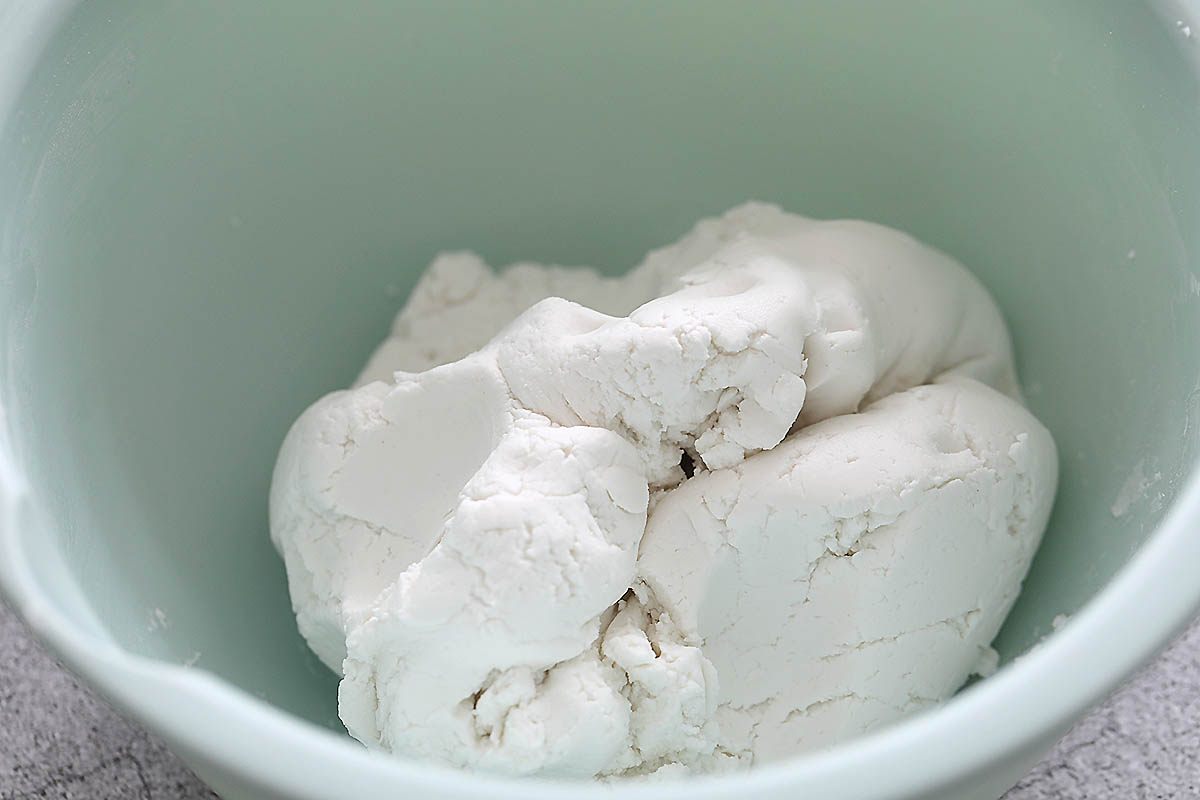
[{"xmin": 2, "ymin": 2, "xmax": 1200, "ymax": 798}]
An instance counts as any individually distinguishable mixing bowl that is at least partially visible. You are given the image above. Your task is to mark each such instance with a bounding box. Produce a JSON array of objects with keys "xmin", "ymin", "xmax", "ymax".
[{"xmin": 2, "ymin": 1, "xmax": 1199, "ymax": 798}]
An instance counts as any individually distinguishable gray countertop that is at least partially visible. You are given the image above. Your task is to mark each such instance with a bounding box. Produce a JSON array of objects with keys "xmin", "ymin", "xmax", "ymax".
[{"xmin": 1, "ymin": 602, "xmax": 1197, "ymax": 800}]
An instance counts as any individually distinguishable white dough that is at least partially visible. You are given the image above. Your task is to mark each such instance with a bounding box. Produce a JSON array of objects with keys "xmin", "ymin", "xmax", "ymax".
[
  {"xmin": 638, "ymin": 377, "xmax": 1055, "ymax": 762},
  {"xmin": 269, "ymin": 202, "xmax": 1057, "ymax": 778}
]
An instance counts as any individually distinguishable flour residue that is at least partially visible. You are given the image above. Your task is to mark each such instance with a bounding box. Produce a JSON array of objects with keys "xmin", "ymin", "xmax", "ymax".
[{"xmin": 1110, "ymin": 459, "xmax": 1161, "ymax": 518}]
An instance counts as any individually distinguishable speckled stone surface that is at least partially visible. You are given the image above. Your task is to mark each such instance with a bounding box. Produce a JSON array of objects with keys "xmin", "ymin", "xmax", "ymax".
[{"xmin": 1, "ymin": 601, "xmax": 1196, "ymax": 799}]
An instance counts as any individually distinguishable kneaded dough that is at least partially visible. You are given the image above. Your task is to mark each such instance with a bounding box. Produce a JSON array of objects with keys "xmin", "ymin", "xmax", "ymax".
[{"xmin": 269, "ymin": 202, "xmax": 1057, "ymax": 778}]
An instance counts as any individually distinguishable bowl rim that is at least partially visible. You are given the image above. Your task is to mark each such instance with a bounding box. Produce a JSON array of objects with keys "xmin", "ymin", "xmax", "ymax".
[{"xmin": 2, "ymin": 1, "xmax": 1199, "ymax": 797}]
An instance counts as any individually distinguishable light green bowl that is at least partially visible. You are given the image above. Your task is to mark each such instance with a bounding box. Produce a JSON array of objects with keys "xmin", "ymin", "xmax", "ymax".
[{"xmin": 2, "ymin": 2, "xmax": 1199, "ymax": 798}]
